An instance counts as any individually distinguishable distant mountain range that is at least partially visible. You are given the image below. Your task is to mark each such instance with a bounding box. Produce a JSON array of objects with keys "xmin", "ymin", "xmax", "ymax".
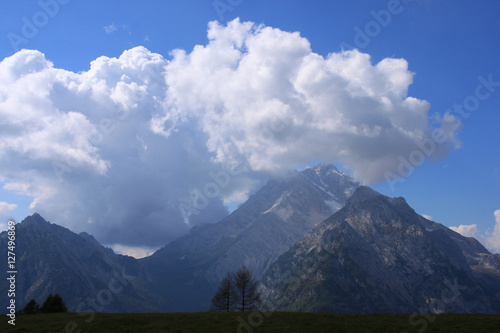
[{"xmin": 1, "ymin": 164, "xmax": 499, "ymax": 314}]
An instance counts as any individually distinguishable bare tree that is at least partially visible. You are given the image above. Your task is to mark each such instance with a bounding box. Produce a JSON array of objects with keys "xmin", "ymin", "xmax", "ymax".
[
  {"xmin": 210, "ymin": 271, "xmax": 237, "ymax": 311},
  {"xmin": 234, "ymin": 266, "xmax": 262, "ymax": 312}
]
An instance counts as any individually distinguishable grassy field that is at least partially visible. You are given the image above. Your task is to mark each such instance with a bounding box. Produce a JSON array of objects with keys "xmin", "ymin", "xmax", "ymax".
[{"xmin": 1, "ymin": 312, "xmax": 499, "ymax": 333}]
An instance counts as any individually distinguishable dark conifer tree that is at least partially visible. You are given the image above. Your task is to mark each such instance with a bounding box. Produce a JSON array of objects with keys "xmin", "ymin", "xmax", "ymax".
[
  {"xmin": 22, "ymin": 299, "xmax": 40, "ymax": 314},
  {"xmin": 40, "ymin": 293, "xmax": 68, "ymax": 313}
]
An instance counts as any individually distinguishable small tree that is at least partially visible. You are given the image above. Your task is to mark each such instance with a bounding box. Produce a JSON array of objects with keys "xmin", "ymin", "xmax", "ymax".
[
  {"xmin": 234, "ymin": 266, "xmax": 262, "ymax": 312},
  {"xmin": 40, "ymin": 294, "xmax": 68, "ymax": 313},
  {"xmin": 210, "ymin": 271, "xmax": 238, "ymax": 311},
  {"xmin": 23, "ymin": 299, "xmax": 40, "ymax": 314}
]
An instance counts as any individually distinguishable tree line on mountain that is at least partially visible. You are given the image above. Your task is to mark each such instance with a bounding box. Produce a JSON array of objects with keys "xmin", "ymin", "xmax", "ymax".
[
  {"xmin": 20, "ymin": 293, "xmax": 68, "ymax": 314},
  {"xmin": 210, "ymin": 266, "xmax": 264, "ymax": 312}
]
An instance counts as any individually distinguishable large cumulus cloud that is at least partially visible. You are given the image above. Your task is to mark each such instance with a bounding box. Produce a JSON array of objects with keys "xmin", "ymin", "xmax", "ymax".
[
  {"xmin": 0, "ymin": 45, "xmax": 230, "ymax": 249},
  {"xmin": 154, "ymin": 19, "xmax": 458, "ymax": 181},
  {"xmin": 0, "ymin": 18, "xmax": 459, "ymax": 252}
]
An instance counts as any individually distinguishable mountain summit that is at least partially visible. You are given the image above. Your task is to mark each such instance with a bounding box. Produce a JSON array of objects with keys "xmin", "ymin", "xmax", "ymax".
[
  {"xmin": 141, "ymin": 163, "xmax": 360, "ymax": 311},
  {"xmin": 0, "ymin": 214, "xmax": 160, "ymax": 313},
  {"xmin": 260, "ymin": 186, "xmax": 500, "ymax": 313}
]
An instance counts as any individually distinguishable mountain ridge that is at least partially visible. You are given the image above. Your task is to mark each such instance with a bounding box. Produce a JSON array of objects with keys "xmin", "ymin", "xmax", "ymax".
[
  {"xmin": 140, "ymin": 163, "xmax": 360, "ymax": 311},
  {"xmin": 1, "ymin": 163, "xmax": 360, "ymax": 313},
  {"xmin": 2, "ymin": 167, "xmax": 499, "ymax": 314},
  {"xmin": 260, "ymin": 186, "xmax": 500, "ymax": 313},
  {"xmin": 0, "ymin": 213, "xmax": 161, "ymax": 313}
]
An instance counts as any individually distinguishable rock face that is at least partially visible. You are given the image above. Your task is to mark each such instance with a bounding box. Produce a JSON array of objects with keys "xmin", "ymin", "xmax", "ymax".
[
  {"xmin": 140, "ymin": 164, "xmax": 360, "ymax": 311},
  {"xmin": 260, "ymin": 186, "xmax": 500, "ymax": 314},
  {"xmin": 0, "ymin": 213, "xmax": 160, "ymax": 313}
]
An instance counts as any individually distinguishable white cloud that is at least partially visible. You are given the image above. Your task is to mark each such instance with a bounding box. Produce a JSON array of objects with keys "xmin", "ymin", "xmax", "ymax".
[
  {"xmin": 104, "ymin": 23, "xmax": 118, "ymax": 34},
  {"xmin": 110, "ymin": 244, "xmax": 158, "ymax": 259},
  {"xmin": 155, "ymin": 19, "xmax": 458, "ymax": 182},
  {"xmin": 0, "ymin": 47, "xmax": 230, "ymax": 247},
  {"xmin": 483, "ymin": 210, "xmax": 500, "ymax": 254},
  {"xmin": 449, "ymin": 210, "xmax": 500, "ymax": 254},
  {"xmin": 0, "ymin": 18, "xmax": 460, "ymax": 248},
  {"xmin": 0, "ymin": 201, "xmax": 17, "ymax": 228},
  {"xmin": 422, "ymin": 214, "xmax": 432, "ymax": 221},
  {"xmin": 0, "ymin": 202, "xmax": 17, "ymax": 213},
  {"xmin": 449, "ymin": 224, "xmax": 478, "ymax": 237}
]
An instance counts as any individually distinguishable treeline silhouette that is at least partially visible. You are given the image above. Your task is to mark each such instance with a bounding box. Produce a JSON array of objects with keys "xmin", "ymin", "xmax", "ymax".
[
  {"xmin": 210, "ymin": 266, "xmax": 264, "ymax": 312},
  {"xmin": 20, "ymin": 293, "xmax": 68, "ymax": 314}
]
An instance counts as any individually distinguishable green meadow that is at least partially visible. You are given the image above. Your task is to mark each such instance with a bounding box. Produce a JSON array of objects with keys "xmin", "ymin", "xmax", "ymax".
[{"xmin": 1, "ymin": 312, "xmax": 499, "ymax": 333}]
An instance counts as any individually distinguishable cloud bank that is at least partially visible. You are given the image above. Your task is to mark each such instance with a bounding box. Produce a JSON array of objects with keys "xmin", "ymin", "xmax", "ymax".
[
  {"xmin": 449, "ymin": 224, "xmax": 479, "ymax": 238},
  {"xmin": 0, "ymin": 201, "xmax": 17, "ymax": 230},
  {"xmin": 0, "ymin": 18, "xmax": 459, "ymax": 251},
  {"xmin": 450, "ymin": 210, "xmax": 500, "ymax": 254},
  {"xmin": 486, "ymin": 210, "xmax": 500, "ymax": 253}
]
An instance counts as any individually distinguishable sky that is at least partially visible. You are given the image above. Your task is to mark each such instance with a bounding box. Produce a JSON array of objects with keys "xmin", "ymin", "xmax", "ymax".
[{"xmin": 0, "ymin": 0, "xmax": 499, "ymax": 258}]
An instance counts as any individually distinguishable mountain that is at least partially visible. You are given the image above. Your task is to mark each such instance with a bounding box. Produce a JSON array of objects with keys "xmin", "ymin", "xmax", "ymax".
[
  {"xmin": 260, "ymin": 186, "xmax": 500, "ymax": 313},
  {"xmin": 3, "ymin": 168, "xmax": 500, "ymax": 314},
  {"xmin": 0, "ymin": 213, "xmax": 161, "ymax": 313},
  {"xmin": 140, "ymin": 164, "xmax": 360, "ymax": 311},
  {"xmin": 0, "ymin": 164, "xmax": 359, "ymax": 313}
]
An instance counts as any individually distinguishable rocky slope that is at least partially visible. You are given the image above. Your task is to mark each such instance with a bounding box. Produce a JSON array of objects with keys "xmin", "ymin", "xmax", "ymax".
[
  {"xmin": 260, "ymin": 186, "xmax": 500, "ymax": 313},
  {"xmin": 0, "ymin": 164, "xmax": 360, "ymax": 313},
  {"xmin": 6, "ymin": 167, "xmax": 498, "ymax": 314},
  {"xmin": 0, "ymin": 214, "xmax": 160, "ymax": 313},
  {"xmin": 140, "ymin": 164, "xmax": 360, "ymax": 311}
]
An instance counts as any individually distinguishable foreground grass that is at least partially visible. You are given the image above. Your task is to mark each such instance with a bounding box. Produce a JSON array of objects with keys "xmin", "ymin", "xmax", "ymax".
[{"xmin": 1, "ymin": 312, "xmax": 499, "ymax": 333}]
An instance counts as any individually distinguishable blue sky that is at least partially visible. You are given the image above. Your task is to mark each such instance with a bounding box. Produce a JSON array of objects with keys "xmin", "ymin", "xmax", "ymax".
[{"xmin": 0, "ymin": 0, "xmax": 499, "ymax": 255}]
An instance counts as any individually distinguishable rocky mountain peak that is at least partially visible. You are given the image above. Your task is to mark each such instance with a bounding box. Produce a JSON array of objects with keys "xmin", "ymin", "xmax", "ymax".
[
  {"xmin": 22, "ymin": 212, "xmax": 46, "ymax": 223},
  {"xmin": 346, "ymin": 185, "xmax": 380, "ymax": 202},
  {"xmin": 19, "ymin": 212, "xmax": 52, "ymax": 231},
  {"xmin": 342, "ymin": 186, "xmax": 417, "ymax": 221},
  {"xmin": 261, "ymin": 186, "xmax": 500, "ymax": 314},
  {"xmin": 0, "ymin": 213, "xmax": 159, "ymax": 313},
  {"xmin": 311, "ymin": 163, "xmax": 340, "ymax": 175},
  {"xmin": 299, "ymin": 163, "xmax": 359, "ymax": 206}
]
